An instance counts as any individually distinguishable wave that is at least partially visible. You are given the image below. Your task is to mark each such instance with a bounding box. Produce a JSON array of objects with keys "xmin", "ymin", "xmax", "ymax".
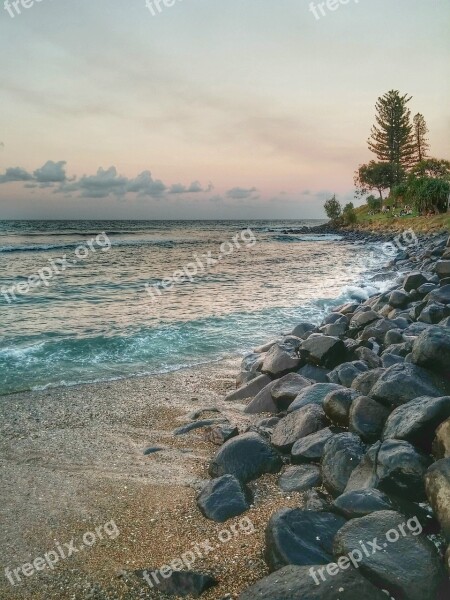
[{"xmin": 0, "ymin": 238, "xmax": 197, "ymax": 253}]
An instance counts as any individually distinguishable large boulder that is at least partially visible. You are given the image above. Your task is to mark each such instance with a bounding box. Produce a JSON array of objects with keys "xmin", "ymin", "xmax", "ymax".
[
  {"xmin": 425, "ymin": 457, "xmax": 450, "ymax": 541},
  {"xmin": 270, "ymin": 373, "xmax": 312, "ymax": 410},
  {"xmin": 404, "ymin": 272, "xmax": 428, "ymax": 292},
  {"xmin": 352, "ymin": 368, "xmax": 385, "ymax": 396},
  {"xmin": 411, "ymin": 325, "xmax": 450, "ymax": 377},
  {"xmin": 349, "ymin": 396, "xmax": 391, "ymax": 443},
  {"xmin": 321, "ymin": 432, "xmax": 365, "ymax": 496},
  {"xmin": 271, "ymin": 404, "xmax": 328, "ymax": 452},
  {"xmin": 350, "ymin": 310, "xmax": 380, "ymax": 328},
  {"xmin": 265, "ymin": 508, "xmax": 346, "ymax": 571},
  {"xmin": 389, "ymin": 289, "xmax": 410, "ymax": 308},
  {"xmin": 435, "ymin": 261, "xmax": 450, "ymax": 278},
  {"xmin": 209, "ymin": 432, "xmax": 282, "ymax": 482},
  {"xmin": 370, "ymin": 363, "xmax": 449, "ymax": 408},
  {"xmin": 328, "ymin": 360, "xmax": 369, "ymax": 387},
  {"xmin": 291, "ymin": 322, "xmax": 317, "ymax": 339},
  {"xmin": 333, "ymin": 488, "xmax": 395, "ymax": 519},
  {"xmin": 382, "ymin": 395, "xmax": 450, "ymax": 452},
  {"xmin": 300, "ymin": 335, "xmax": 346, "ymax": 369},
  {"xmin": 376, "ymin": 439, "xmax": 432, "ymax": 501},
  {"xmin": 297, "ymin": 364, "xmax": 331, "ymax": 383},
  {"xmin": 345, "ymin": 441, "xmax": 380, "ymax": 493},
  {"xmin": 288, "ymin": 383, "xmax": 343, "ymax": 412},
  {"xmin": 261, "ymin": 343, "xmax": 301, "ymax": 377},
  {"xmin": 197, "ymin": 475, "xmax": 251, "ymax": 522},
  {"xmin": 333, "ymin": 511, "xmax": 446, "ymax": 600},
  {"xmin": 225, "ymin": 374, "xmax": 271, "ymax": 401},
  {"xmin": 244, "ymin": 380, "xmax": 278, "ymax": 414},
  {"xmin": 428, "ymin": 284, "xmax": 450, "ymax": 304},
  {"xmin": 278, "ymin": 464, "xmax": 322, "ymax": 492},
  {"xmin": 323, "ymin": 388, "xmax": 360, "ymax": 427},
  {"xmin": 433, "ymin": 418, "xmax": 450, "ymax": 458},
  {"xmin": 238, "ymin": 564, "xmax": 387, "ymax": 600},
  {"xmin": 291, "ymin": 427, "xmax": 340, "ymax": 464}
]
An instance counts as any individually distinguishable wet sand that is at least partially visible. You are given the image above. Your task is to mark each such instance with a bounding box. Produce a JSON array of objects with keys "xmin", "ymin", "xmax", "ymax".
[{"xmin": 0, "ymin": 358, "xmax": 304, "ymax": 599}]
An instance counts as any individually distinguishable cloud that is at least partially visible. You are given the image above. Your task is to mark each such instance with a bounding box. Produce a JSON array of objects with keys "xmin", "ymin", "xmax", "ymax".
[
  {"xmin": 0, "ymin": 166, "xmax": 34, "ymax": 183},
  {"xmin": 125, "ymin": 170, "xmax": 167, "ymax": 197},
  {"xmin": 169, "ymin": 181, "xmax": 213, "ymax": 194},
  {"xmin": 34, "ymin": 160, "xmax": 67, "ymax": 183},
  {"xmin": 226, "ymin": 186, "xmax": 258, "ymax": 200}
]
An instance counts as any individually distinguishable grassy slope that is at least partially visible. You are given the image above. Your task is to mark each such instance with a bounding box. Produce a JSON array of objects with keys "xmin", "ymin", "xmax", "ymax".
[{"xmin": 347, "ymin": 205, "xmax": 450, "ymax": 234}]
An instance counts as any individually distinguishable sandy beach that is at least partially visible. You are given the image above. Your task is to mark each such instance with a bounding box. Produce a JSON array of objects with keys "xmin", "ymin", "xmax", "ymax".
[{"xmin": 0, "ymin": 357, "xmax": 304, "ymax": 599}]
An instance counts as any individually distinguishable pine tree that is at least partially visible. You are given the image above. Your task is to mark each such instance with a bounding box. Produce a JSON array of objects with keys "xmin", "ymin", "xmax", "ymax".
[
  {"xmin": 413, "ymin": 113, "xmax": 430, "ymax": 162},
  {"xmin": 367, "ymin": 90, "xmax": 417, "ymax": 185}
]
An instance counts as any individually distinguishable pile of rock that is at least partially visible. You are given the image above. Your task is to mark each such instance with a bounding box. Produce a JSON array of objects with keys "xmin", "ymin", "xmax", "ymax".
[{"xmin": 198, "ymin": 232, "xmax": 450, "ymax": 599}]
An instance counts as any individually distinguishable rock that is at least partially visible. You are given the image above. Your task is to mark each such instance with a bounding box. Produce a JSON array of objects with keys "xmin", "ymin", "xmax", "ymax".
[
  {"xmin": 404, "ymin": 272, "xmax": 428, "ymax": 292},
  {"xmin": 352, "ymin": 368, "xmax": 385, "ymax": 396},
  {"xmin": 333, "ymin": 511, "xmax": 446, "ymax": 600},
  {"xmin": 225, "ymin": 374, "xmax": 271, "ymax": 401},
  {"xmin": 291, "ymin": 427, "xmax": 340, "ymax": 463},
  {"xmin": 384, "ymin": 329, "xmax": 405, "ymax": 345},
  {"xmin": 288, "ymin": 383, "xmax": 343, "ymax": 412},
  {"xmin": 204, "ymin": 424, "xmax": 239, "ymax": 445},
  {"xmin": 381, "ymin": 353, "xmax": 404, "ymax": 368},
  {"xmin": 278, "ymin": 465, "xmax": 322, "ymax": 492},
  {"xmin": 349, "ymin": 396, "xmax": 391, "ymax": 443},
  {"xmin": 271, "ymin": 404, "xmax": 328, "ymax": 452},
  {"xmin": 236, "ymin": 370, "xmax": 258, "ymax": 387},
  {"xmin": 291, "ymin": 322, "xmax": 317, "ymax": 339},
  {"xmin": 345, "ymin": 441, "xmax": 380, "ymax": 493},
  {"xmin": 143, "ymin": 446, "xmax": 165, "ymax": 455},
  {"xmin": 419, "ymin": 301, "xmax": 450, "ymax": 324},
  {"xmin": 174, "ymin": 418, "xmax": 228, "ymax": 435},
  {"xmin": 411, "ymin": 325, "xmax": 450, "ymax": 377},
  {"xmin": 197, "ymin": 475, "xmax": 251, "ymax": 522},
  {"xmin": 188, "ymin": 407, "xmax": 220, "ymax": 420},
  {"xmin": 304, "ymin": 489, "xmax": 331, "ymax": 511},
  {"xmin": 265, "ymin": 509, "xmax": 346, "ymax": 571},
  {"xmin": 435, "ymin": 260, "xmax": 450, "ymax": 278},
  {"xmin": 425, "ymin": 458, "xmax": 450, "ymax": 541},
  {"xmin": 382, "ymin": 395, "xmax": 450, "ymax": 452},
  {"xmin": 433, "ymin": 418, "xmax": 450, "ymax": 458},
  {"xmin": 428, "ymin": 284, "xmax": 450, "ymax": 304},
  {"xmin": 238, "ymin": 564, "xmax": 387, "ymax": 600},
  {"xmin": 134, "ymin": 569, "xmax": 217, "ymax": 597},
  {"xmin": 327, "ymin": 360, "xmax": 369, "ymax": 387},
  {"xmin": 323, "ymin": 388, "xmax": 360, "ymax": 427},
  {"xmin": 253, "ymin": 339, "xmax": 278, "ymax": 353},
  {"xmin": 209, "ymin": 432, "xmax": 282, "ymax": 482},
  {"xmin": 360, "ymin": 319, "xmax": 398, "ymax": 343},
  {"xmin": 244, "ymin": 380, "xmax": 278, "ymax": 414},
  {"xmin": 240, "ymin": 352, "xmax": 263, "ymax": 372},
  {"xmin": 300, "ymin": 335, "xmax": 346, "ymax": 369},
  {"xmin": 333, "ymin": 488, "xmax": 395, "ymax": 519},
  {"xmin": 389, "ymin": 289, "xmax": 410, "ymax": 308},
  {"xmin": 261, "ymin": 344, "xmax": 301, "ymax": 377},
  {"xmin": 320, "ymin": 322, "xmax": 348, "ymax": 337},
  {"xmin": 354, "ymin": 346, "xmax": 381, "ymax": 368},
  {"xmin": 270, "ymin": 373, "xmax": 312, "ymax": 410},
  {"xmin": 297, "ymin": 364, "xmax": 331, "ymax": 383},
  {"xmin": 350, "ymin": 310, "xmax": 380, "ymax": 328},
  {"xmin": 418, "ymin": 282, "xmax": 438, "ymax": 297},
  {"xmin": 370, "ymin": 363, "xmax": 449, "ymax": 408},
  {"xmin": 376, "ymin": 439, "xmax": 432, "ymax": 501},
  {"xmin": 321, "ymin": 432, "xmax": 365, "ymax": 496}
]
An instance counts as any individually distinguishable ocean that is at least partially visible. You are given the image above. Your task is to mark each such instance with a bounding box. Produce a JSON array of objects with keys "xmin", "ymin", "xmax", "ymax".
[{"xmin": 0, "ymin": 220, "xmax": 394, "ymax": 395}]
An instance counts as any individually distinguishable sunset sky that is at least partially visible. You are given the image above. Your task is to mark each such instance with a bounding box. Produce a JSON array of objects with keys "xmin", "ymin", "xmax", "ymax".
[{"xmin": 0, "ymin": 0, "xmax": 449, "ymax": 219}]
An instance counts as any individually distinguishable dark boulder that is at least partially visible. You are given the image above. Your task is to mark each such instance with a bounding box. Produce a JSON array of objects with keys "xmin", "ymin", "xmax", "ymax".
[
  {"xmin": 265, "ymin": 508, "xmax": 346, "ymax": 571},
  {"xmin": 349, "ymin": 396, "xmax": 391, "ymax": 443},
  {"xmin": 321, "ymin": 432, "xmax": 365, "ymax": 496},
  {"xmin": 419, "ymin": 301, "xmax": 450, "ymax": 324},
  {"xmin": 300, "ymin": 335, "xmax": 346, "ymax": 369},
  {"xmin": 350, "ymin": 310, "xmax": 380, "ymax": 328},
  {"xmin": 291, "ymin": 322, "xmax": 317, "ymax": 339},
  {"xmin": 389, "ymin": 289, "xmax": 410, "ymax": 308},
  {"xmin": 354, "ymin": 346, "xmax": 381, "ymax": 368},
  {"xmin": 261, "ymin": 343, "xmax": 301, "ymax": 377},
  {"xmin": 288, "ymin": 383, "xmax": 343, "ymax": 412},
  {"xmin": 323, "ymin": 388, "xmax": 360, "ymax": 427},
  {"xmin": 209, "ymin": 432, "xmax": 282, "ymax": 482},
  {"xmin": 197, "ymin": 475, "xmax": 251, "ymax": 522},
  {"xmin": 270, "ymin": 373, "xmax": 312, "ymax": 410},
  {"xmin": 225, "ymin": 374, "xmax": 271, "ymax": 401},
  {"xmin": 244, "ymin": 380, "xmax": 278, "ymax": 414},
  {"xmin": 382, "ymin": 395, "xmax": 450, "ymax": 452},
  {"xmin": 297, "ymin": 363, "xmax": 331, "ymax": 383},
  {"xmin": 351, "ymin": 368, "xmax": 385, "ymax": 396},
  {"xmin": 404, "ymin": 272, "xmax": 428, "ymax": 292},
  {"xmin": 427, "ymin": 283, "xmax": 450, "ymax": 304},
  {"xmin": 433, "ymin": 418, "xmax": 450, "ymax": 458},
  {"xmin": 291, "ymin": 427, "xmax": 341, "ymax": 463},
  {"xmin": 411, "ymin": 325, "xmax": 450, "ymax": 378},
  {"xmin": 278, "ymin": 464, "xmax": 322, "ymax": 492},
  {"xmin": 204, "ymin": 424, "xmax": 239, "ymax": 445},
  {"xmin": 333, "ymin": 511, "xmax": 446, "ymax": 600},
  {"xmin": 333, "ymin": 488, "xmax": 395, "ymax": 519},
  {"xmin": 271, "ymin": 404, "xmax": 328, "ymax": 452},
  {"xmin": 425, "ymin": 458, "xmax": 450, "ymax": 541},
  {"xmin": 328, "ymin": 360, "xmax": 369, "ymax": 387},
  {"xmin": 134, "ymin": 569, "xmax": 217, "ymax": 598},
  {"xmin": 238, "ymin": 564, "xmax": 387, "ymax": 600}
]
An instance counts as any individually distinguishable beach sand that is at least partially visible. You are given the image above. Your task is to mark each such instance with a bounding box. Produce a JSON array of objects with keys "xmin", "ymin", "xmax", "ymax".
[{"xmin": 0, "ymin": 358, "xmax": 303, "ymax": 599}]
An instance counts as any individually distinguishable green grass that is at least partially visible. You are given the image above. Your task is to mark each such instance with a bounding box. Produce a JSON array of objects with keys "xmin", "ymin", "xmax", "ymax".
[{"xmin": 350, "ymin": 205, "xmax": 450, "ymax": 233}]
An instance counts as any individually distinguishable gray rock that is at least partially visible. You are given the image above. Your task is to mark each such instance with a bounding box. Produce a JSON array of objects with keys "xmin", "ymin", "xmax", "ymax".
[
  {"xmin": 389, "ymin": 289, "xmax": 409, "ymax": 308},
  {"xmin": 244, "ymin": 380, "xmax": 278, "ymax": 414},
  {"xmin": 174, "ymin": 418, "xmax": 228, "ymax": 435},
  {"xmin": 411, "ymin": 325, "xmax": 450, "ymax": 377},
  {"xmin": 351, "ymin": 368, "xmax": 385, "ymax": 396},
  {"xmin": 297, "ymin": 364, "xmax": 331, "ymax": 383},
  {"xmin": 288, "ymin": 383, "xmax": 343, "ymax": 412},
  {"xmin": 425, "ymin": 457, "xmax": 450, "ymax": 541},
  {"xmin": 225, "ymin": 374, "xmax": 271, "ymax": 401},
  {"xmin": 404, "ymin": 272, "xmax": 428, "ymax": 292},
  {"xmin": 271, "ymin": 404, "xmax": 328, "ymax": 452},
  {"xmin": 323, "ymin": 388, "xmax": 360, "ymax": 427},
  {"xmin": 333, "ymin": 511, "xmax": 446, "ymax": 600},
  {"xmin": 321, "ymin": 432, "xmax": 365, "ymax": 496},
  {"xmin": 333, "ymin": 488, "xmax": 395, "ymax": 519},
  {"xmin": 270, "ymin": 373, "xmax": 312, "ymax": 410},
  {"xmin": 209, "ymin": 432, "xmax": 282, "ymax": 482},
  {"xmin": 435, "ymin": 260, "xmax": 450, "ymax": 278},
  {"xmin": 291, "ymin": 322, "xmax": 317, "ymax": 339},
  {"xmin": 300, "ymin": 335, "xmax": 346, "ymax": 369},
  {"xmin": 354, "ymin": 346, "xmax": 381, "ymax": 368},
  {"xmin": 433, "ymin": 418, "xmax": 450, "ymax": 459},
  {"xmin": 291, "ymin": 427, "xmax": 340, "ymax": 463},
  {"xmin": 278, "ymin": 464, "xmax": 322, "ymax": 492},
  {"xmin": 382, "ymin": 395, "xmax": 450, "ymax": 452},
  {"xmin": 238, "ymin": 564, "xmax": 387, "ymax": 600},
  {"xmin": 261, "ymin": 343, "xmax": 301, "ymax": 377},
  {"xmin": 134, "ymin": 569, "xmax": 217, "ymax": 597},
  {"xmin": 427, "ymin": 284, "xmax": 450, "ymax": 304},
  {"xmin": 350, "ymin": 310, "xmax": 380, "ymax": 328},
  {"xmin": 327, "ymin": 360, "xmax": 369, "ymax": 387},
  {"xmin": 197, "ymin": 475, "xmax": 251, "ymax": 522},
  {"xmin": 349, "ymin": 396, "xmax": 391, "ymax": 443},
  {"xmin": 204, "ymin": 424, "xmax": 239, "ymax": 445}
]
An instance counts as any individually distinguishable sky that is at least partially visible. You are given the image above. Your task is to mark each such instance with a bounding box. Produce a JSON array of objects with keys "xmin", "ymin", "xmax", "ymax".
[{"xmin": 0, "ymin": 0, "xmax": 449, "ymax": 220}]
